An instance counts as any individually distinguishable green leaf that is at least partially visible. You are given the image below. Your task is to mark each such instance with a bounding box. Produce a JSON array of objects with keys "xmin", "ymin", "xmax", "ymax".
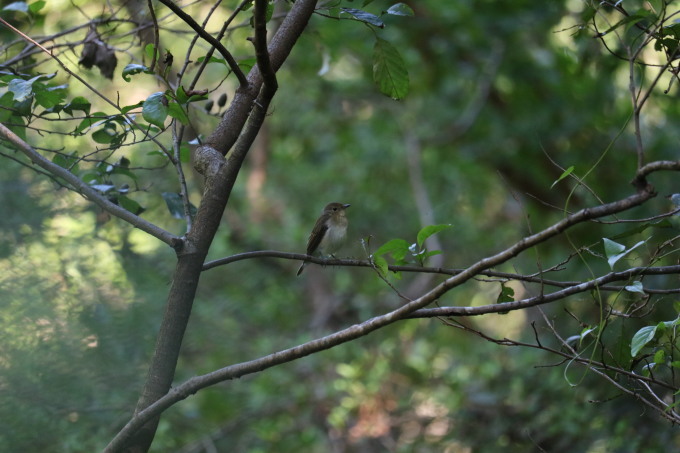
[
  {"xmin": 142, "ymin": 92, "xmax": 168, "ymax": 129},
  {"xmin": 196, "ymin": 55, "xmax": 227, "ymax": 66},
  {"xmin": 161, "ymin": 192, "xmax": 196, "ymax": 219},
  {"xmin": 603, "ymin": 237, "xmax": 646, "ymax": 269},
  {"xmin": 122, "ymin": 64, "xmax": 152, "ymax": 82},
  {"xmin": 167, "ymin": 101, "xmax": 189, "ymax": 125},
  {"xmin": 580, "ymin": 326, "xmax": 597, "ymax": 341},
  {"xmin": 63, "ymin": 96, "xmax": 91, "ymax": 116},
  {"xmin": 179, "ymin": 144, "xmax": 191, "ymax": 163},
  {"xmin": 374, "ymin": 238, "xmax": 410, "ymax": 256},
  {"xmin": 175, "ymin": 85, "xmax": 189, "ymax": 104},
  {"xmin": 373, "ymin": 38, "xmax": 409, "ymax": 100},
  {"xmin": 8, "ymin": 75, "xmax": 42, "ymax": 102},
  {"xmin": 91, "ymin": 122, "xmax": 119, "ymax": 145},
  {"xmin": 653, "ymin": 349, "xmax": 665, "ymax": 365},
  {"xmin": 631, "ymin": 325, "xmax": 658, "ymax": 357},
  {"xmin": 144, "ymin": 43, "xmax": 158, "ymax": 61},
  {"xmin": 74, "ymin": 112, "xmax": 108, "ymax": 134},
  {"xmin": 118, "ymin": 195, "xmax": 145, "ymax": 215},
  {"xmin": 34, "ymin": 84, "xmax": 67, "ymax": 109},
  {"xmin": 121, "ymin": 100, "xmax": 144, "ymax": 114},
  {"xmin": 497, "ymin": 283, "xmax": 515, "ymax": 303},
  {"xmin": 28, "ymin": 0, "xmax": 45, "ymax": 13},
  {"xmin": 624, "ymin": 281, "xmax": 645, "ymax": 294},
  {"xmin": 385, "ymin": 3, "xmax": 414, "ymax": 16},
  {"xmin": 373, "ymin": 255, "xmax": 388, "ymax": 277},
  {"xmin": 374, "ymin": 238, "xmax": 410, "ymax": 263},
  {"xmin": 52, "ymin": 152, "xmax": 79, "ymax": 172},
  {"xmin": 416, "ymin": 223, "xmax": 453, "ymax": 249},
  {"xmin": 238, "ymin": 57, "xmax": 256, "ymax": 72},
  {"xmin": 341, "ymin": 8, "xmax": 384, "ymax": 28},
  {"xmin": 551, "ymin": 165, "xmax": 574, "ymax": 189}
]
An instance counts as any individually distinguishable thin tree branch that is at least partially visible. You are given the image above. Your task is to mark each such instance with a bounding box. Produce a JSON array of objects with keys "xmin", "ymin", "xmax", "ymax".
[
  {"xmin": 155, "ymin": 0, "xmax": 248, "ymax": 87},
  {"xmin": 202, "ymin": 251, "xmax": 680, "ymax": 295},
  {"xmin": 104, "ymin": 187, "xmax": 657, "ymax": 449},
  {"xmin": 0, "ymin": 122, "xmax": 181, "ymax": 248},
  {"xmin": 407, "ymin": 265, "xmax": 680, "ymax": 318}
]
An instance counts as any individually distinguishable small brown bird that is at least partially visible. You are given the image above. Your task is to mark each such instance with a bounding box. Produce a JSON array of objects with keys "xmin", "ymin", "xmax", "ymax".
[{"xmin": 297, "ymin": 202, "xmax": 351, "ymax": 276}]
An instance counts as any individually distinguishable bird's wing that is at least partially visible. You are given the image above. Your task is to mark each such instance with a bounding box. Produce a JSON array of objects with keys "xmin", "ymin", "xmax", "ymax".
[{"xmin": 306, "ymin": 221, "xmax": 328, "ymax": 255}]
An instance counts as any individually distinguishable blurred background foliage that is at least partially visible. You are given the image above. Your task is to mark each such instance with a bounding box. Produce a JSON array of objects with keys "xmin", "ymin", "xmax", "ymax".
[{"xmin": 1, "ymin": 0, "xmax": 679, "ymax": 451}]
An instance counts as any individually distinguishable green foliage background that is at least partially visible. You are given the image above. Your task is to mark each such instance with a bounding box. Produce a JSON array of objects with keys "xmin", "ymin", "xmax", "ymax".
[{"xmin": 1, "ymin": 0, "xmax": 679, "ymax": 451}]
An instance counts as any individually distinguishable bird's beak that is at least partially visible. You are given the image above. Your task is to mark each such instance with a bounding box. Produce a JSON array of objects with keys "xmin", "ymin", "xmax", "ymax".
[{"xmin": 343, "ymin": 204, "xmax": 351, "ymax": 209}]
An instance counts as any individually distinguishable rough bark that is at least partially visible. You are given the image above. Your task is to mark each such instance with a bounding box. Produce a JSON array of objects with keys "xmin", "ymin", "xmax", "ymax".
[{"xmin": 120, "ymin": 1, "xmax": 318, "ymax": 451}]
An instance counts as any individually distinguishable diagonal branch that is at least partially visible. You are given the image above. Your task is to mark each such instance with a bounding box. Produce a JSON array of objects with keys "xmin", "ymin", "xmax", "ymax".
[
  {"xmin": 0, "ymin": 122, "xmax": 181, "ymax": 248},
  {"xmin": 156, "ymin": 0, "xmax": 248, "ymax": 87},
  {"xmin": 103, "ymin": 187, "xmax": 656, "ymax": 448},
  {"xmin": 407, "ymin": 265, "xmax": 680, "ymax": 318},
  {"xmin": 253, "ymin": 0, "xmax": 278, "ymax": 91}
]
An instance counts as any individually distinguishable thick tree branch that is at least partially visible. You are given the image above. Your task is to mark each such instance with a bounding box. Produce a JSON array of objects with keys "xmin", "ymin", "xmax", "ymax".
[
  {"xmin": 0, "ymin": 123, "xmax": 180, "ymax": 248},
  {"xmin": 104, "ymin": 187, "xmax": 657, "ymax": 449},
  {"xmin": 119, "ymin": 1, "xmax": 318, "ymax": 451},
  {"xmin": 205, "ymin": 0, "xmax": 317, "ymax": 156}
]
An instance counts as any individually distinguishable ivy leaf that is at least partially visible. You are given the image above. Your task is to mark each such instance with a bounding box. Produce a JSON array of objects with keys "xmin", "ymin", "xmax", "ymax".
[
  {"xmin": 373, "ymin": 38, "xmax": 409, "ymax": 100},
  {"xmin": 416, "ymin": 224, "xmax": 452, "ymax": 249},
  {"xmin": 631, "ymin": 325, "xmax": 658, "ymax": 357},
  {"xmin": 142, "ymin": 92, "xmax": 168, "ymax": 129},
  {"xmin": 341, "ymin": 8, "xmax": 384, "ymax": 28}
]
